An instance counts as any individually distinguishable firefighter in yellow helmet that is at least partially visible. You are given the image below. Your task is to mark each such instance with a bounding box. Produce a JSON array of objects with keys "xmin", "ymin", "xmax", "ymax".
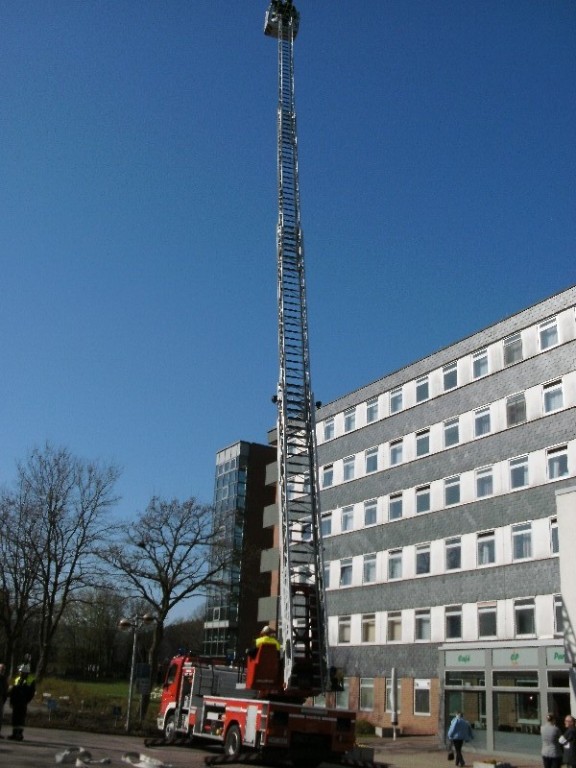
[{"xmin": 255, "ymin": 625, "xmax": 281, "ymax": 651}]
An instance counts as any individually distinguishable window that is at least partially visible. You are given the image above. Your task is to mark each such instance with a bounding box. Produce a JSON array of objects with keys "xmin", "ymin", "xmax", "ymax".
[
  {"xmin": 365, "ymin": 447, "xmax": 378, "ymax": 474},
  {"xmin": 474, "ymin": 407, "xmax": 491, "ymax": 437},
  {"xmin": 548, "ymin": 446, "xmax": 568, "ymax": 479},
  {"xmin": 473, "ymin": 349, "xmax": 489, "ymax": 378},
  {"xmin": 321, "ymin": 512, "xmax": 332, "ymax": 536},
  {"xmin": 361, "ymin": 615, "xmax": 376, "ymax": 643},
  {"xmin": 445, "ymin": 605, "xmax": 462, "ymax": 639},
  {"xmin": 539, "ymin": 317, "xmax": 558, "ymax": 350},
  {"xmin": 476, "ymin": 467, "xmax": 493, "ymax": 498},
  {"xmin": 339, "ymin": 558, "xmax": 353, "ymax": 587},
  {"xmin": 338, "ymin": 616, "xmax": 351, "ymax": 644},
  {"xmin": 343, "ymin": 456, "xmax": 355, "ymax": 482},
  {"xmin": 364, "ymin": 499, "xmax": 377, "ymax": 526},
  {"xmin": 515, "ymin": 598, "xmax": 535, "ymax": 636},
  {"xmin": 543, "ymin": 380, "xmax": 564, "ymax": 413},
  {"xmin": 389, "ymin": 493, "xmax": 403, "ymax": 521},
  {"xmin": 478, "ymin": 602, "xmax": 497, "ymax": 638},
  {"xmin": 446, "ymin": 537, "xmax": 461, "ymax": 570},
  {"xmin": 323, "ymin": 563, "xmax": 330, "ymax": 589},
  {"xmin": 512, "ymin": 522, "xmax": 532, "ymax": 560},
  {"xmin": 507, "ymin": 392, "xmax": 526, "ymax": 426},
  {"xmin": 477, "ymin": 531, "xmax": 495, "ymax": 565},
  {"xmin": 444, "ymin": 417, "xmax": 459, "ymax": 447},
  {"xmin": 415, "ymin": 609, "xmax": 431, "ymax": 641},
  {"xmin": 387, "ymin": 611, "xmax": 402, "ymax": 642},
  {"xmin": 510, "ymin": 456, "xmax": 529, "ymax": 489},
  {"xmin": 416, "ymin": 544, "xmax": 431, "ymax": 575},
  {"xmin": 414, "ymin": 679, "xmax": 431, "ymax": 715},
  {"xmin": 341, "ymin": 506, "xmax": 354, "ymax": 532},
  {"xmin": 363, "ymin": 553, "xmax": 377, "ymax": 584},
  {"xmin": 323, "ymin": 418, "xmax": 335, "ymax": 441},
  {"xmin": 390, "ymin": 439, "xmax": 403, "ymax": 466},
  {"xmin": 322, "ymin": 464, "xmax": 333, "ymax": 488},
  {"xmin": 366, "ymin": 397, "xmax": 379, "ymax": 423},
  {"xmin": 416, "ymin": 429, "xmax": 430, "ymax": 457},
  {"xmin": 388, "ymin": 549, "xmax": 402, "ymax": 580},
  {"xmin": 550, "ymin": 517, "xmax": 559, "ymax": 554},
  {"xmin": 390, "ymin": 387, "xmax": 403, "ymax": 413},
  {"xmin": 335, "ymin": 678, "xmax": 349, "ymax": 709},
  {"xmin": 416, "ymin": 376, "xmax": 429, "ymax": 402},
  {"xmin": 344, "ymin": 408, "xmax": 356, "ymax": 432},
  {"xmin": 360, "ymin": 678, "xmax": 375, "ymax": 710},
  {"xmin": 554, "ymin": 595, "xmax": 564, "ymax": 635},
  {"xmin": 443, "ymin": 362, "xmax": 458, "ymax": 391},
  {"xmin": 504, "ymin": 332, "xmax": 523, "ymax": 365},
  {"xmin": 416, "ymin": 485, "xmax": 430, "ymax": 514},
  {"xmin": 445, "ymin": 476, "xmax": 460, "ymax": 506}
]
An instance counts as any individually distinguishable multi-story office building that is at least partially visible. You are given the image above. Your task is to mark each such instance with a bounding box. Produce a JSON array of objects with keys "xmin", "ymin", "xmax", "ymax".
[
  {"xmin": 309, "ymin": 286, "xmax": 576, "ymax": 753},
  {"xmin": 202, "ymin": 440, "xmax": 275, "ymax": 662}
]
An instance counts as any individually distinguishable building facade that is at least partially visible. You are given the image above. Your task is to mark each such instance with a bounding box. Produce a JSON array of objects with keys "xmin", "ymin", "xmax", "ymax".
[
  {"xmin": 309, "ymin": 286, "xmax": 576, "ymax": 752},
  {"xmin": 202, "ymin": 440, "xmax": 276, "ymax": 662}
]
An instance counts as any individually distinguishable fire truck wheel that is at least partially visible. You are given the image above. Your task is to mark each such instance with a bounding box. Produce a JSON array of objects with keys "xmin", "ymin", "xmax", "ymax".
[
  {"xmin": 164, "ymin": 714, "xmax": 176, "ymax": 744},
  {"xmin": 223, "ymin": 724, "xmax": 242, "ymax": 759}
]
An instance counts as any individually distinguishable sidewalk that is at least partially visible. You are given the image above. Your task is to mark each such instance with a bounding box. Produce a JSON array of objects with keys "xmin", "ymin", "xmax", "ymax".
[{"xmin": 358, "ymin": 734, "xmax": 542, "ymax": 768}]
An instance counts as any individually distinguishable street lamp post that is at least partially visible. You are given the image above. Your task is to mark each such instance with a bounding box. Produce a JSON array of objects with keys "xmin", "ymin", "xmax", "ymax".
[{"xmin": 119, "ymin": 613, "xmax": 156, "ymax": 732}]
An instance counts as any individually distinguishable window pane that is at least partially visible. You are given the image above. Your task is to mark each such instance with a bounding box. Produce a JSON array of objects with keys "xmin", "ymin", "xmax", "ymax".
[
  {"xmin": 390, "ymin": 388, "xmax": 403, "ymax": 413},
  {"xmin": 475, "ymin": 408, "xmax": 491, "ymax": 437},
  {"xmin": 364, "ymin": 500, "xmax": 377, "ymax": 526},
  {"xmin": 344, "ymin": 408, "xmax": 356, "ymax": 432},
  {"xmin": 415, "ymin": 611, "xmax": 431, "ymax": 640},
  {"xmin": 510, "ymin": 456, "xmax": 528, "ymax": 489},
  {"xmin": 476, "ymin": 468, "xmax": 493, "ymax": 497},
  {"xmin": 416, "ymin": 430, "xmax": 430, "ymax": 456},
  {"xmin": 321, "ymin": 513, "xmax": 332, "ymax": 536},
  {"xmin": 544, "ymin": 382, "xmax": 563, "ymax": 413},
  {"xmin": 363, "ymin": 554, "xmax": 377, "ymax": 583},
  {"xmin": 515, "ymin": 599, "xmax": 535, "ymax": 635},
  {"xmin": 341, "ymin": 506, "xmax": 353, "ymax": 531},
  {"xmin": 446, "ymin": 538, "xmax": 461, "ymax": 570},
  {"xmin": 389, "ymin": 494, "xmax": 403, "ymax": 520},
  {"xmin": 390, "ymin": 440, "xmax": 403, "ymax": 465},
  {"xmin": 540, "ymin": 319, "xmax": 558, "ymax": 349},
  {"xmin": 365, "ymin": 448, "xmax": 378, "ymax": 473},
  {"xmin": 473, "ymin": 350, "xmax": 489, "ymax": 378},
  {"xmin": 416, "ymin": 546, "xmax": 430, "ymax": 575},
  {"xmin": 504, "ymin": 333, "xmax": 523, "ymax": 365},
  {"xmin": 388, "ymin": 551, "xmax": 402, "ymax": 579},
  {"xmin": 512, "ymin": 523, "xmax": 532, "ymax": 559},
  {"xmin": 478, "ymin": 604, "xmax": 497, "ymax": 638},
  {"xmin": 507, "ymin": 393, "xmax": 526, "ymax": 426},
  {"xmin": 548, "ymin": 447, "xmax": 568, "ymax": 479},
  {"xmin": 416, "ymin": 377, "xmax": 429, "ymax": 402},
  {"xmin": 443, "ymin": 362, "xmax": 458, "ymax": 390},
  {"xmin": 361, "ymin": 616, "xmax": 376, "ymax": 643},
  {"xmin": 323, "ymin": 418, "xmax": 335, "ymax": 440},
  {"xmin": 446, "ymin": 607, "xmax": 462, "ymax": 639},
  {"xmin": 416, "ymin": 486, "xmax": 430, "ymax": 513},
  {"xmin": 343, "ymin": 457, "xmax": 355, "ymax": 481},
  {"xmin": 478, "ymin": 533, "xmax": 495, "ymax": 565},
  {"xmin": 366, "ymin": 398, "xmax": 379, "ymax": 423},
  {"xmin": 445, "ymin": 476, "xmax": 460, "ymax": 505},
  {"xmin": 444, "ymin": 418, "xmax": 459, "ymax": 447},
  {"xmin": 387, "ymin": 612, "xmax": 402, "ymax": 641}
]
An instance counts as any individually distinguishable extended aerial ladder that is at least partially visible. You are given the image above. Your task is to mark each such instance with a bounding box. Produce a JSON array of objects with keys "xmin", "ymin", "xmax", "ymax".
[{"xmin": 264, "ymin": 0, "xmax": 330, "ymax": 696}]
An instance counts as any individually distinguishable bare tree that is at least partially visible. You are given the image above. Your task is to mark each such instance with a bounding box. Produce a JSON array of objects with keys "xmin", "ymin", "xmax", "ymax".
[
  {"xmin": 101, "ymin": 496, "xmax": 229, "ymax": 714},
  {"xmin": 2, "ymin": 444, "xmax": 121, "ymax": 680}
]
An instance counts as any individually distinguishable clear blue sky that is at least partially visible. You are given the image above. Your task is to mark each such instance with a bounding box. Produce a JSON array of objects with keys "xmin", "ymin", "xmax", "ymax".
[{"xmin": 1, "ymin": 1, "xmax": 574, "ymax": 516}]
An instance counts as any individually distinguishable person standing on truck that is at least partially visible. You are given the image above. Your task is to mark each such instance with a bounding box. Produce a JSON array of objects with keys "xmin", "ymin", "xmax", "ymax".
[{"xmin": 255, "ymin": 626, "xmax": 281, "ymax": 651}]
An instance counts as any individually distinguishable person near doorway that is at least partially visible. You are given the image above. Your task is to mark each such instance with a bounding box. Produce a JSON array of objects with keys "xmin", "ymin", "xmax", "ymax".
[
  {"xmin": 540, "ymin": 712, "xmax": 562, "ymax": 768},
  {"xmin": 447, "ymin": 711, "xmax": 474, "ymax": 767},
  {"xmin": 560, "ymin": 715, "xmax": 576, "ymax": 767}
]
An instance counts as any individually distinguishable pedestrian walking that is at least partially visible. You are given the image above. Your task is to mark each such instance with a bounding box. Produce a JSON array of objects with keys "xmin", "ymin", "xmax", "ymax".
[
  {"xmin": 0, "ymin": 663, "xmax": 8, "ymax": 738},
  {"xmin": 540, "ymin": 712, "xmax": 562, "ymax": 768},
  {"xmin": 8, "ymin": 664, "xmax": 36, "ymax": 741},
  {"xmin": 447, "ymin": 711, "xmax": 474, "ymax": 767},
  {"xmin": 561, "ymin": 715, "xmax": 576, "ymax": 767}
]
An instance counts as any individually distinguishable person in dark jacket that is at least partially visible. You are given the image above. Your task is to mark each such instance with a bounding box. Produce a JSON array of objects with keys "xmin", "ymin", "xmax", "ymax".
[
  {"xmin": 8, "ymin": 664, "xmax": 36, "ymax": 741},
  {"xmin": 0, "ymin": 663, "xmax": 8, "ymax": 738},
  {"xmin": 561, "ymin": 715, "xmax": 576, "ymax": 767}
]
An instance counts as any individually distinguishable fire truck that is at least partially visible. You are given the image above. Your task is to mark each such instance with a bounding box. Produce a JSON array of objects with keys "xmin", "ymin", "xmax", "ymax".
[
  {"xmin": 155, "ymin": 651, "xmax": 358, "ymax": 765},
  {"xmin": 157, "ymin": 2, "xmax": 372, "ymax": 765}
]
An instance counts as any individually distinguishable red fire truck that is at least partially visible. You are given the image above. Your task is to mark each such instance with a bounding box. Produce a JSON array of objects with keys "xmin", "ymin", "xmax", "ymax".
[{"xmin": 156, "ymin": 650, "xmax": 359, "ymax": 766}]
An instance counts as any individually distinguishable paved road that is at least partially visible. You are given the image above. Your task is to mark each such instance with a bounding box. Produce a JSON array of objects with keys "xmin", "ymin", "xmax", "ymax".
[{"xmin": 0, "ymin": 727, "xmax": 222, "ymax": 768}]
